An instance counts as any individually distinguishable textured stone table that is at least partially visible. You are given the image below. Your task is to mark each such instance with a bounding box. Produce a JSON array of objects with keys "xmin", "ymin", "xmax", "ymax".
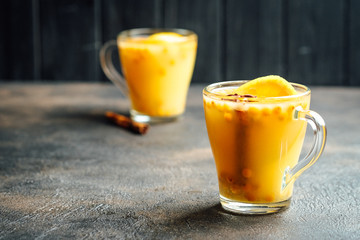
[{"xmin": 0, "ymin": 83, "xmax": 359, "ymax": 239}]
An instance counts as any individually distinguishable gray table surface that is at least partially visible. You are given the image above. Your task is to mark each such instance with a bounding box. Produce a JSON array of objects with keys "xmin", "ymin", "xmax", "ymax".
[{"xmin": 0, "ymin": 83, "xmax": 359, "ymax": 239}]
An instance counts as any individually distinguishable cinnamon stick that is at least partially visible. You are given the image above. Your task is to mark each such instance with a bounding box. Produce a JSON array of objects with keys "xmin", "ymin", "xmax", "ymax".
[{"xmin": 105, "ymin": 111, "xmax": 149, "ymax": 135}]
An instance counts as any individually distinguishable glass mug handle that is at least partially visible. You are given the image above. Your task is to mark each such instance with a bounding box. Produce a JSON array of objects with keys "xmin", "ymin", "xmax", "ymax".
[
  {"xmin": 282, "ymin": 106, "xmax": 327, "ymax": 190},
  {"xmin": 99, "ymin": 40, "xmax": 128, "ymax": 97}
]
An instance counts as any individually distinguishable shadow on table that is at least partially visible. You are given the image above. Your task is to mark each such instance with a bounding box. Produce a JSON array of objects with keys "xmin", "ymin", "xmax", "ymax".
[{"xmin": 158, "ymin": 203, "xmax": 284, "ymax": 235}]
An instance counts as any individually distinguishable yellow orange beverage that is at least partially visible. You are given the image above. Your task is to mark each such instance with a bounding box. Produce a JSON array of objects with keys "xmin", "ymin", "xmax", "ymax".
[
  {"xmin": 203, "ymin": 77, "xmax": 327, "ymax": 214},
  {"xmin": 118, "ymin": 29, "xmax": 197, "ymax": 122}
]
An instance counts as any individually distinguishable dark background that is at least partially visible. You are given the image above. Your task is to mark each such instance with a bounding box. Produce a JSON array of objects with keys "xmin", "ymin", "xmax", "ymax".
[{"xmin": 0, "ymin": 0, "xmax": 359, "ymax": 86}]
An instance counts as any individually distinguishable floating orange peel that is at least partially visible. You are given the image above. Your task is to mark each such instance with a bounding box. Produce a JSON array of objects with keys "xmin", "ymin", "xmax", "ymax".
[
  {"xmin": 147, "ymin": 32, "xmax": 184, "ymax": 42},
  {"xmin": 234, "ymin": 75, "xmax": 297, "ymax": 97}
]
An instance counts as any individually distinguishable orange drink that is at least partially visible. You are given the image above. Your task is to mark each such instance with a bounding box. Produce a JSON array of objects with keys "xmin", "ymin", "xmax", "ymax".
[
  {"xmin": 203, "ymin": 77, "xmax": 327, "ymax": 214},
  {"xmin": 100, "ymin": 28, "xmax": 197, "ymax": 123},
  {"xmin": 118, "ymin": 29, "xmax": 197, "ymax": 122}
]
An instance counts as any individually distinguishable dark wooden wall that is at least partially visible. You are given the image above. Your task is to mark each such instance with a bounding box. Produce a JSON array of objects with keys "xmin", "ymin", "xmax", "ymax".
[{"xmin": 0, "ymin": 0, "xmax": 359, "ymax": 86}]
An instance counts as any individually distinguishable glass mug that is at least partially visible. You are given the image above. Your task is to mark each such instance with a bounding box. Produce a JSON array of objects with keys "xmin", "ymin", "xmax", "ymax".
[
  {"xmin": 203, "ymin": 81, "xmax": 327, "ymax": 214},
  {"xmin": 100, "ymin": 28, "xmax": 198, "ymax": 123}
]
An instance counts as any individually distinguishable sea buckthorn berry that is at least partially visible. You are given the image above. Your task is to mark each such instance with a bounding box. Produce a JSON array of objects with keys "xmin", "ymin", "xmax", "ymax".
[
  {"xmin": 245, "ymin": 192, "xmax": 256, "ymax": 202},
  {"xmin": 273, "ymin": 106, "xmax": 282, "ymax": 115},
  {"xmin": 248, "ymin": 107, "xmax": 260, "ymax": 121},
  {"xmin": 242, "ymin": 168, "xmax": 252, "ymax": 178},
  {"xmin": 265, "ymin": 195, "xmax": 275, "ymax": 202},
  {"xmin": 262, "ymin": 107, "xmax": 271, "ymax": 116},
  {"xmin": 278, "ymin": 112, "xmax": 286, "ymax": 121},
  {"xmin": 224, "ymin": 112, "xmax": 233, "ymax": 122},
  {"xmin": 206, "ymin": 100, "xmax": 213, "ymax": 109},
  {"xmin": 287, "ymin": 105, "xmax": 295, "ymax": 118},
  {"xmin": 230, "ymin": 184, "xmax": 242, "ymax": 194}
]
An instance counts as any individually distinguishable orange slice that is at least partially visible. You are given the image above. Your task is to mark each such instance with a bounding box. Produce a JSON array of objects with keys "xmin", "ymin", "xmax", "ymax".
[
  {"xmin": 234, "ymin": 75, "xmax": 297, "ymax": 97},
  {"xmin": 148, "ymin": 32, "xmax": 184, "ymax": 42}
]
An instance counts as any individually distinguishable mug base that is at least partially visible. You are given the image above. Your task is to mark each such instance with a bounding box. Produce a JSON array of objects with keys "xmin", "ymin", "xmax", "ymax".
[
  {"xmin": 130, "ymin": 109, "xmax": 182, "ymax": 124},
  {"xmin": 220, "ymin": 195, "xmax": 291, "ymax": 215}
]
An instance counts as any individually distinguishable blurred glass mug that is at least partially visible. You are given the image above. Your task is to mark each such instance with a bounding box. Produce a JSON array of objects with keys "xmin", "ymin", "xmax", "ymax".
[
  {"xmin": 203, "ymin": 80, "xmax": 327, "ymax": 214},
  {"xmin": 100, "ymin": 28, "xmax": 198, "ymax": 123}
]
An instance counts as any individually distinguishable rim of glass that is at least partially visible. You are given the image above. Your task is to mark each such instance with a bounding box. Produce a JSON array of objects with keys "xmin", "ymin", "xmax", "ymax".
[
  {"xmin": 117, "ymin": 28, "xmax": 197, "ymax": 40},
  {"xmin": 203, "ymin": 80, "xmax": 311, "ymax": 102}
]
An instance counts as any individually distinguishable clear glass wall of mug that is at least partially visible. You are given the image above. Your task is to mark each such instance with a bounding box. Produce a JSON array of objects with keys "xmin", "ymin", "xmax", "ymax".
[{"xmin": 100, "ymin": 28, "xmax": 198, "ymax": 123}]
